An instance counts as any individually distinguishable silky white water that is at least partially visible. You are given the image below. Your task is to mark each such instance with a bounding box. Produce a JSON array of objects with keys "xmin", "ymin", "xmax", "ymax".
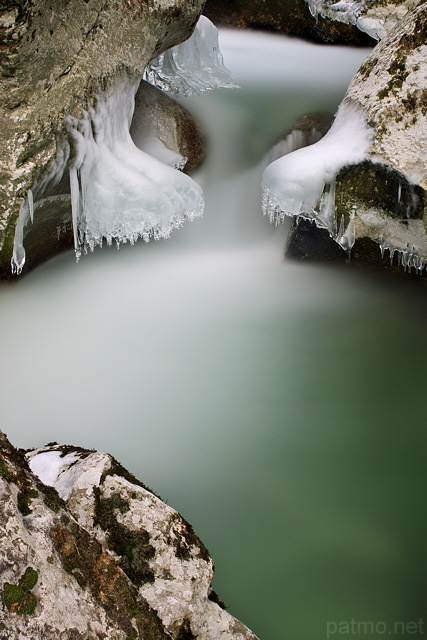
[{"xmin": 1, "ymin": 30, "xmax": 426, "ymax": 640}]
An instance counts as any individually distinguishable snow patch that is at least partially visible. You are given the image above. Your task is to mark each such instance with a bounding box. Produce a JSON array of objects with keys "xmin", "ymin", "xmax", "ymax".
[{"xmin": 28, "ymin": 451, "xmax": 79, "ymax": 490}]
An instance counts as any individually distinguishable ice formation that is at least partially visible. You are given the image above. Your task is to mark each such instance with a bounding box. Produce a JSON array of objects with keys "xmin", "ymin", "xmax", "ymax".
[
  {"xmin": 11, "ymin": 75, "xmax": 204, "ymax": 273},
  {"xmin": 144, "ymin": 15, "xmax": 238, "ymax": 96},
  {"xmin": 262, "ymin": 127, "xmax": 325, "ymax": 168},
  {"xmin": 262, "ymin": 102, "xmax": 427, "ymax": 272},
  {"xmin": 305, "ymin": 0, "xmax": 387, "ymax": 40},
  {"xmin": 262, "ymin": 102, "xmax": 373, "ymax": 255},
  {"xmin": 11, "ymin": 15, "xmax": 240, "ymax": 274}
]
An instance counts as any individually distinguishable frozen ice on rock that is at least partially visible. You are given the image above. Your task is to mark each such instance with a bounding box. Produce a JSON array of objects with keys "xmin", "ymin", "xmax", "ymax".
[{"xmin": 144, "ymin": 15, "xmax": 238, "ymax": 96}]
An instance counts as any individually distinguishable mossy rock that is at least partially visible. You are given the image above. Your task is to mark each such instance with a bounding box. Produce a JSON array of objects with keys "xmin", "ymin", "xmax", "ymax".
[
  {"xmin": 335, "ymin": 161, "xmax": 425, "ymax": 222},
  {"xmin": 18, "ymin": 567, "xmax": 39, "ymax": 592},
  {"xmin": 3, "ymin": 567, "xmax": 39, "ymax": 615}
]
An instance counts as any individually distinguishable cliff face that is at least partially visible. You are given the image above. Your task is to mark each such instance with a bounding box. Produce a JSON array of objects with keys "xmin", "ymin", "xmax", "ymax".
[
  {"xmin": 0, "ymin": 433, "xmax": 258, "ymax": 640},
  {"xmin": 0, "ymin": 0, "xmax": 206, "ymax": 278}
]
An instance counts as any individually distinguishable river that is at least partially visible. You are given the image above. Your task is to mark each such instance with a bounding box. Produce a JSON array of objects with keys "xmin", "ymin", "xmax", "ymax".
[{"xmin": 1, "ymin": 29, "xmax": 426, "ymax": 640}]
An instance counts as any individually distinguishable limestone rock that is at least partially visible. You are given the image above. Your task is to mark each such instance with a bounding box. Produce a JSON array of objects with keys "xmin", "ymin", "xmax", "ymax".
[
  {"xmin": 0, "ymin": 0, "xmax": 205, "ymax": 279},
  {"xmin": 347, "ymin": 2, "xmax": 427, "ymax": 186},
  {"xmin": 0, "ymin": 432, "xmax": 258, "ymax": 640},
  {"xmin": 336, "ymin": 1, "xmax": 427, "ymax": 271}
]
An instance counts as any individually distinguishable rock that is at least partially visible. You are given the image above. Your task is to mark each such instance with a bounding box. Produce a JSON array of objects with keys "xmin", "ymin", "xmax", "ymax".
[
  {"xmin": 305, "ymin": 0, "xmax": 421, "ymax": 41},
  {"xmin": 286, "ymin": 217, "xmax": 427, "ymax": 279},
  {"xmin": 203, "ymin": 0, "xmax": 375, "ymax": 44},
  {"xmin": 330, "ymin": 1, "xmax": 427, "ymax": 273},
  {"xmin": 0, "ymin": 432, "xmax": 258, "ymax": 640},
  {"xmin": 346, "ymin": 2, "xmax": 427, "ymax": 186},
  {"xmin": 130, "ymin": 80, "xmax": 204, "ymax": 175},
  {"xmin": 0, "ymin": 0, "xmax": 205, "ymax": 279}
]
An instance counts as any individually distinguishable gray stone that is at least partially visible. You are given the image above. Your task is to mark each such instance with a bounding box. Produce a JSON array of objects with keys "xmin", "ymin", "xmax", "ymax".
[{"xmin": 0, "ymin": 432, "xmax": 258, "ymax": 640}]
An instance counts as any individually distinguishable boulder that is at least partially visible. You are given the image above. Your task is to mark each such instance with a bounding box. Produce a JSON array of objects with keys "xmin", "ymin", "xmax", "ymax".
[{"xmin": 0, "ymin": 432, "xmax": 258, "ymax": 640}]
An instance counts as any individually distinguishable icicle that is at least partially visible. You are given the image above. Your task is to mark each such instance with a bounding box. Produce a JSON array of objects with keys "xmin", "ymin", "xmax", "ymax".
[
  {"xmin": 144, "ymin": 16, "xmax": 238, "ymax": 96},
  {"xmin": 27, "ymin": 189, "xmax": 34, "ymax": 223},
  {"xmin": 69, "ymin": 166, "xmax": 81, "ymax": 261},
  {"xmin": 318, "ymin": 180, "xmax": 337, "ymax": 237},
  {"xmin": 11, "ymin": 199, "xmax": 29, "ymax": 275},
  {"xmin": 379, "ymin": 234, "xmax": 385, "ymax": 259}
]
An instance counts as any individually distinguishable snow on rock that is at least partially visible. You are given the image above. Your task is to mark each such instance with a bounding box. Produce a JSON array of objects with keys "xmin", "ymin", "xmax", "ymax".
[
  {"xmin": 144, "ymin": 16, "xmax": 238, "ymax": 96},
  {"xmin": 264, "ymin": 2, "xmax": 427, "ymax": 273},
  {"xmin": 10, "ymin": 14, "xmax": 238, "ymax": 275},
  {"xmin": 0, "ymin": 436, "xmax": 260, "ymax": 640},
  {"xmin": 262, "ymin": 102, "xmax": 373, "ymax": 254},
  {"xmin": 305, "ymin": 0, "xmax": 420, "ymax": 40}
]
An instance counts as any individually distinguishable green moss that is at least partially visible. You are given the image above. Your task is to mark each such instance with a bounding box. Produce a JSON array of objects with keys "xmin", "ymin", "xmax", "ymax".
[
  {"xmin": 39, "ymin": 483, "xmax": 66, "ymax": 513},
  {"xmin": 168, "ymin": 513, "xmax": 210, "ymax": 563},
  {"xmin": 126, "ymin": 630, "xmax": 138, "ymax": 640},
  {"xmin": 18, "ymin": 567, "xmax": 38, "ymax": 591},
  {"xmin": 101, "ymin": 457, "xmax": 160, "ymax": 499},
  {"xmin": 377, "ymin": 88, "xmax": 389, "ymax": 100},
  {"xmin": 17, "ymin": 488, "xmax": 38, "ymax": 516},
  {"xmin": 336, "ymin": 161, "xmax": 425, "ymax": 223},
  {"xmin": 93, "ymin": 488, "xmax": 155, "ymax": 586},
  {"xmin": 3, "ymin": 567, "xmax": 38, "ymax": 615},
  {"xmin": 208, "ymin": 589, "xmax": 227, "ymax": 610},
  {"xmin": 0, "ymin": 459, "xmax": 13, "ymax": 481},
  {"xmin": 50, "ymin": 518, "xmax": 166, "ymax": 639}
]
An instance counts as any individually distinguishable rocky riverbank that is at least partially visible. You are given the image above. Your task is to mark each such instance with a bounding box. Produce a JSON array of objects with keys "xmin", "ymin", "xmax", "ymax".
[{"xmin": 0, "ymin": 432, "xmax": 258, "ymax": 640}]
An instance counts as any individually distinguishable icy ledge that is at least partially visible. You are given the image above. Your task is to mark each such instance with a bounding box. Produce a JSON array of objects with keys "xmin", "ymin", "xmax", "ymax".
[
  {"xmin": 144, "ymin": 15, "xmax": 238, "ymax": 96},
  {"xmin": 11, "ymin": 15, "xmax": 238, "ymax": 275},
  {"xmin": 262, "ymin": 101, "xmax": 427, "ymax": 274},
  {"xmin": 11, "ymin": 74, "xmax": 204, "ymax": 273},
  {"xmin": 262, "ymin": 102, "xmax": 373, "ymax": 255}
]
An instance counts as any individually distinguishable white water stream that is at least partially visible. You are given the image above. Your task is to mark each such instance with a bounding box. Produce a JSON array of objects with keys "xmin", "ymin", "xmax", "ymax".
[{"xmin": 1, "ymin": 30, "xmax": 426, "ymax": 640}]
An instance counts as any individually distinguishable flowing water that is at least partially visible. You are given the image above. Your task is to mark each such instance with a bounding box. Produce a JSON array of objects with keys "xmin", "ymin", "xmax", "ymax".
[{"xmin": 1, "ymin": 30, "xmax": 426, "ymax": 640}]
